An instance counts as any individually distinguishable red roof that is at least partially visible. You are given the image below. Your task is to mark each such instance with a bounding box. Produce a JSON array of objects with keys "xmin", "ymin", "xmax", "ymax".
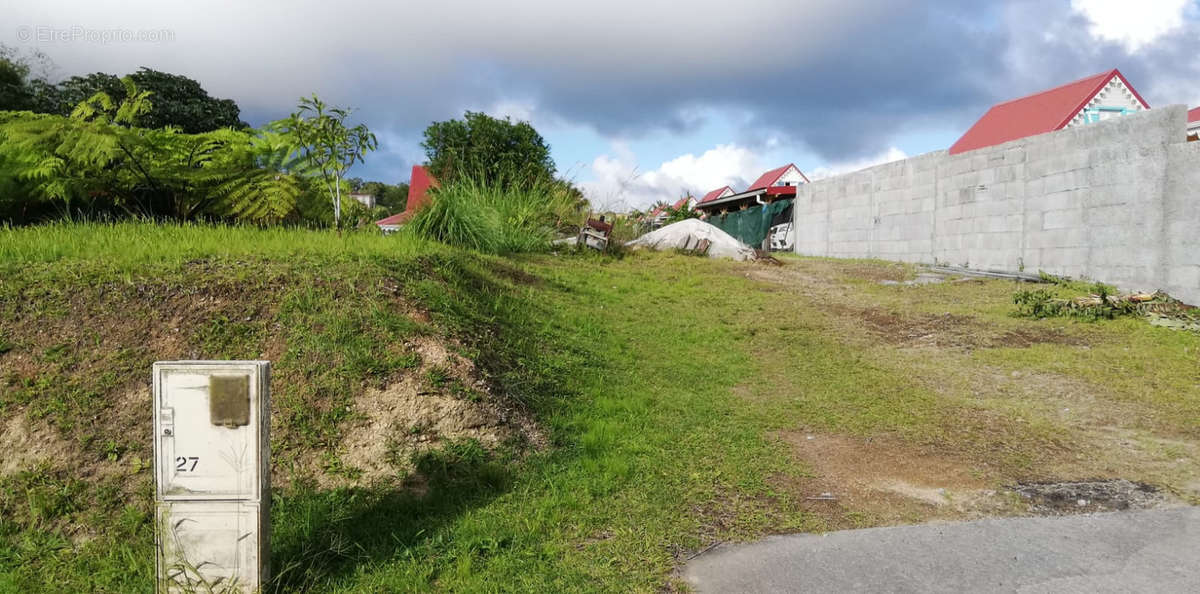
[
  {"xmin": 374, "ymin": 212, "xmax": 407, "ymax": 227},
  {"xmin": 672, "ymin": 197, "xmax": 692, "ymax": 209},
  {"xmin": 949, "ymin": 69, "xmax": 1149, "ymax": 155},
  {"xmin": 375, "ymin": 165, "xmax": 438, "ymax": 227},
  {"xmin": 1189, "ymin": 107, "xmax": 1200, "ymax": 123},
  {"xmin": 747, "ymin": 164, "xmax": 809, "ymax": 191},
  {"xmin": 698, "ymin": 186, "xmax": 734, "ymax": 204}
]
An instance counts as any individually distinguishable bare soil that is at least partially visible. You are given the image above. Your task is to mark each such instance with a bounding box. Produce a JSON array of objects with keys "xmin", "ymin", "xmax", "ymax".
[
  {"xmin": 0, "ymin": 412, "xmax": 74, "ymax": 476},
  {"xmin": 325, "ymin": 336, "xmax": 545, "ymax": 488},
  {"xmin": 772, "ymin": 431, "xmax": 1016, "ymax": 530}
]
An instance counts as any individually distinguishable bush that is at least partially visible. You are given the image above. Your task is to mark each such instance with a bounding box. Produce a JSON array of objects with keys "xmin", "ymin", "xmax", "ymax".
[{"xmin": 406, "ymin": 174, "xmax": 584, "ymax": 254}]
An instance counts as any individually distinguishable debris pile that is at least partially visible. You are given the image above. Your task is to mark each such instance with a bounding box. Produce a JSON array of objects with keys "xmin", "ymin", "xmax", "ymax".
[
  {"xmin": 1014, "ymin": 480, "xmax": 1168, "ymax": 515},
  {"xmin": 627, "ymin": 218, "xmax": 758, "ymax": 261},
  {"xmin": 1013, "ymin": 287, "xmax": 1197, "ymax": 329}
]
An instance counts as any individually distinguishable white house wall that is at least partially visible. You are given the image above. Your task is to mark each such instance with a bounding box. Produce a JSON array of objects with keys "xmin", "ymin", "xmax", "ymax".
[
  {"xmin": 775, "ymin": 166, "xmax": 806, "ymax": 186},
  {"xmin": 1065, "ymin": 75, "xmax": 1147, "ymax": 127}
]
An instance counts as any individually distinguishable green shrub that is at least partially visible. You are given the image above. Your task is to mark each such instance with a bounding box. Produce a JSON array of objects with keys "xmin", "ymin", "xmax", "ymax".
[{"xmin": 406, "ymin": 174, "xmax": 584, "ymax": 254}]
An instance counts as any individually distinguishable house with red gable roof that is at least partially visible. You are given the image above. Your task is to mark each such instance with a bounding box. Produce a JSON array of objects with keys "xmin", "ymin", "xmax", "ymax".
[
  {"xmin": 672, "ymin": 195, "xmax": 696, "ymax": 211},
  {"xmin": 691, "ymin": 164, "xmax": 809, "ymax": 251},
  {"xmin": 646, "ymin": 204, "xmax": 671, "ymax": 227},
  {"xmin": 949, "ymin": 69, "xmax": 1150, "ymax": 155},
  {"xmin": 1188, "ymin": 107, "xmax": 1199, "ymax": 141},
  {"xmin": 375, "ymin": 165, "xmax": 438, "ymax": 233},
  {"xmin": 692, "ymin": 164, "xmax": 808, "ymax": 215},
  {"xmin": 697, "ymin": 186, "xmax": 734, "ymax": 207}
]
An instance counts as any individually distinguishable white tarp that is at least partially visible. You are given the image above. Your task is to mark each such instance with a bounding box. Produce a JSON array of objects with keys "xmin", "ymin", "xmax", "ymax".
[{"xmin": 627, "ymin": 218, "xmax": 757, "ymax": 261}]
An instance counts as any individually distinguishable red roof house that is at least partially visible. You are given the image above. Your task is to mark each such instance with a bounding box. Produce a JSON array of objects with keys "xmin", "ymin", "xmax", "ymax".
[
  {"xmin": 1188, "ymin": 107, "xmax": 1200, "ymax": 139},
  {"xmin": 671, "ymin": 195, "xmax": 698, "ymax": 211},
  {"xmin": 1190, "ymin": 107, "xmax": 1200, "ymax": 123},
  {"xmin": 375, "ymin": 165, "xmax": 438, "ymax": 231},
  {"xmin": 747, "ymin": 163, "xmax": 810, "ymax": 191},
  {"xmin": 698, "ymin": 186, "xmax": 735, "ymax": 204},
  {"xmin": 693, "ymin": 165, "xmax": 809, "ymax": 214},
  {"xmin": 949, "ymin": 69, "xmax": 1150, "ymax": 155}
]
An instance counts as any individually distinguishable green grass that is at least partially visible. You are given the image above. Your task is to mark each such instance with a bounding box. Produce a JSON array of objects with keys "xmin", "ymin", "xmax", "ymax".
[
  {"xmin": 2, "ymin": 223, "xmax": 1197, "ymax": 592},
  {"xmin": 0, "ymin": 220, "xmax": 440, "ymax": 272}
]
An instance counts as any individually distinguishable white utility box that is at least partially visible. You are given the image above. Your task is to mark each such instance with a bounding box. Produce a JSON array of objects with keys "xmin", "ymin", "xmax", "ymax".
[{"xmin": 153, "ymin": 361, "xmax": 270, "ymax": 593}]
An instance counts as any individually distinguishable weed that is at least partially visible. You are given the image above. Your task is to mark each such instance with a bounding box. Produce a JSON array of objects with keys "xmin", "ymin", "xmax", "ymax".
[{"xmin": 405, "ymin": 175, "xmax": 582, "ymax": 254}]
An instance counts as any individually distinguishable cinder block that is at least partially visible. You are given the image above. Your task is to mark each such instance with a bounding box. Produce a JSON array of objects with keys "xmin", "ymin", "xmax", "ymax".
[
  {"xmin": 1043, "ymin": 172, "xmax": 1076, "ymax": 194},
  {"xmin": 1043, "ymin": 209, "xmax": 1084, "ymax": 230},
  {"xmin": 1040, "ymin": 191, "xmax": 1082, "ymax": 212},
  {"xmin": 1087, "ymin": 205, "xmax": 1135, "ymax": 227},
  {"xmin": 1168, "ymin": 266, "xmax": 1200, "ymax": 290}
]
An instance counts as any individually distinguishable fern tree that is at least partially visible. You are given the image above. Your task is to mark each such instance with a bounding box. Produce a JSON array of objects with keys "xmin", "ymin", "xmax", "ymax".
[{"xmin": 0, "ymin": 77, "xmax": 314, "ymax": 223}]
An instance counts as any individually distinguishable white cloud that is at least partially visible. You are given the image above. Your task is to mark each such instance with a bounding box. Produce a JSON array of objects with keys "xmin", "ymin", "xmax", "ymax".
[
  {"xmin": 579, "ymin": 143, "xmax": 768, "ymax": 212},
  {"xmin": 1071, "ymin": 0, "xmax": 1190, "ymax": 51},
  {"xmin": 580, "ymin": 143, "xmax": 910, "ymax": 212},
  {"xmin": 657, "ymin": 145, "xmax": 766, "ymax": 193},
  {"xmin": 806, "ymin": 146, "xmax": 907, "ymax": 180},
  {"xmin": 485, "ymin": 100, "xmax": 536, "ymax": 123}
]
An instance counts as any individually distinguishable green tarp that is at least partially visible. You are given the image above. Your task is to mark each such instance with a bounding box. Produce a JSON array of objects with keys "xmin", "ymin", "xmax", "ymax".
[{"xmin": 707, "ymin": 199, "xmax": 792, "ymax": 248}]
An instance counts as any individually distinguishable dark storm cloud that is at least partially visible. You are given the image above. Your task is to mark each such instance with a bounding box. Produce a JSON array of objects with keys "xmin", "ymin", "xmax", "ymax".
[
  {"xmin": 471, "ymin": 1, "xmax": 1012, "ymax": 159},
  {"xmin": 5, "ymin": 0, "xmax": 1199, "ymax": 177}
]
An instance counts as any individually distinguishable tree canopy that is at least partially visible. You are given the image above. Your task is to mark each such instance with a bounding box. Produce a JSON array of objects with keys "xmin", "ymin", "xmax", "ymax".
[
  {"xmin": 0, "ymin": 79, "xmax": 347, "ymax": 225},
  {"xmin": 421, "ymin": 111, "xmax": 555, "ymax": 186},
  {"xmin": 281, "ymin": 95, "xmax": 378, "ymax": 229},
  {"xmin": 0, "ymin": 45, "xmax": 245, "ymax": 133}
]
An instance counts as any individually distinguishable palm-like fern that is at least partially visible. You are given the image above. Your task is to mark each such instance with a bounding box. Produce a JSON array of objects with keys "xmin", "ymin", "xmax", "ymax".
[{"xmin": 1, "ymin": 78, "xmax": 323, "ymax": 223}]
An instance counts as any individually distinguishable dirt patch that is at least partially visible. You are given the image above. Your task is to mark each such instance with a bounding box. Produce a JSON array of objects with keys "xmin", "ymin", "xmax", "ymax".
[
  {"xmin": 0, "ymin": 412, "xmax": 75, "ymax": 476},
  {"xmin": 1013, "ymin": 480, "xmax": 1169, "ymax": 514},
  {"xmin": 771, "ymin": 430, "xmax": 1184, "ymax": 530},
  {"xmin": 772, "ymin": 431, "xmax": 1015, "ymax": 530},
  {"xmin": 832, "ymin": 305, "xmax": 1084, "ymax": 350},
  {"xmin": 993, "ymin": 326, "xmax": 1083, "ymax": 348},
  {"xmin": 324, "ymin": 336, "xmax": 545, "ymax": 488}
]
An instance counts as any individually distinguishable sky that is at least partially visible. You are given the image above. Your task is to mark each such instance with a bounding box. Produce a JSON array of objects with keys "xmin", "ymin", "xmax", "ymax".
[{"xmin": 4, "ymin": 0, "xmax": 1199, "ymax": 211}]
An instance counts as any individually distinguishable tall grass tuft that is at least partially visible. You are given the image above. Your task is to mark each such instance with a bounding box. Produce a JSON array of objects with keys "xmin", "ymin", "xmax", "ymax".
[{"xmin": 405, "ymin": 174, "xmax": 584, "ymax": 254}]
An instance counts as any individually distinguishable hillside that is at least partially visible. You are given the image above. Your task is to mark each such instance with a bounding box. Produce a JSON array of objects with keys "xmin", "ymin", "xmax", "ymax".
[
  {"xmin": 2, "ymin": 223, "xmax": 1198, "ymax": 592},
  {"xmin": 0, "ymin": 224, "xmax": 561, "ymax": 591}
]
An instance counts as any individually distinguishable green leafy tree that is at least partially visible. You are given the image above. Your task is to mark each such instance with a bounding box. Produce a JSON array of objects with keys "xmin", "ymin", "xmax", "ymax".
[
  {"xmin": 126, "ymin": 68, "xmax": 245, "ymax": 132},
  {"xmin": 282, "ymin": 95, "xmax": 378, "ymax": 230},
  {"xmin": 0, "ymin": 54, "xmax": 32, "ymax": 111},
  {"xmin": 12, "ymin": 66, "xmax": 245, "ymax": 133},
  {"xmin": 357, "ymin": 180, "xmax": 409, "ymax": 213},
  {"xmin": 421, "ymin": 111, "xmax": 555, "ymax": 186},
  {"xmin": 0, "ymin": 44, "xmax": 53, "ymax": 111},
  {"xmin": 665, "ymin": 196, "xmax": 700, "ymax": 224},
  {"xmin": 0, "ymin": 78, "xmax": 308, "ymax": 223}
]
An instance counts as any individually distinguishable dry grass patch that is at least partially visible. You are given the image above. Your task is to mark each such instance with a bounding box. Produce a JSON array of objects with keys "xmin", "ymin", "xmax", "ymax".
[{"xmin": 736, "ymin": 255, "xmax": 1200, "ymax": 524}]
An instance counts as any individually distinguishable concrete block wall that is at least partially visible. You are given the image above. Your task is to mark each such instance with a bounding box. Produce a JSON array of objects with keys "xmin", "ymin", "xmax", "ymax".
[{"xmin": 793, "ymin": 106, "xmax": 1200, "ymax": 304}]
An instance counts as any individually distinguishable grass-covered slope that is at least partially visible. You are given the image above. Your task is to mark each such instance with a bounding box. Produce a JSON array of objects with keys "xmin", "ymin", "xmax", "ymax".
[
  {"xmin": 2, "ymin": 223, "xmax": 1198, "ymax": 593},
  {"xmin": 0, "ymin": 223, "xmax": 565, "ymax": 591}
]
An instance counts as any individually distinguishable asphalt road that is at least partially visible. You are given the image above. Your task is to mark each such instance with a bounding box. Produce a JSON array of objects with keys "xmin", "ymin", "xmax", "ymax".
[{"xmin": 684, "ymin": 507, "xmax": 1199, "ymax": 593}]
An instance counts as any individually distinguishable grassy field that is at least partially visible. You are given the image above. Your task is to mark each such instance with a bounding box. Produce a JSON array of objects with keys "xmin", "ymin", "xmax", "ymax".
[{"xmin": 1, "ymin": 223, "xmax": 1197, "ymax": 592}]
